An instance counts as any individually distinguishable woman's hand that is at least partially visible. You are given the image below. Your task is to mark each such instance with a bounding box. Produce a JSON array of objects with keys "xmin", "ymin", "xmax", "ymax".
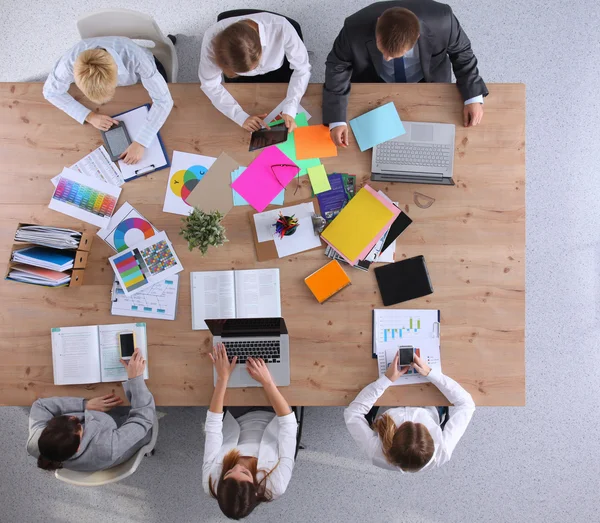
[
  {"xmin": 242, "ymin": 113, "xmax": 268, "ymax": 132},
  {"xmin": 210, "ymin": 342, "xmax": 237, "ymax": 383},
  {"xmin": 412, "ymin": 354, "xmax": 432, "ymax": 376},
  {"xmin": 85, "ymin": 112, "xmax": 119, "ymax": 131},
  {"xmin": 384, "ymin": 351, "xmax": 411, "ymax": 382},
  {"xmin": 246, "ymin": 357, "xmax": 274, "ymax": 387},
  {"xmin": 120, "ymin": 348, "xmax": 146, "ymax": 379},
  {"xmin": 282, "ymin": 113, "xmax": 297, "ymax": 133}
]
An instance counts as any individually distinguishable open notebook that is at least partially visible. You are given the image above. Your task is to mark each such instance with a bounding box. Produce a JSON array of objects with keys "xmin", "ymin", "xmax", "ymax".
[
  {"xmin": 51, "ymin": 323, "xmax": 148, "ymax": 385},
  {"xmin": 191, "ymin": 269, "xmax": 281, "ymax": 330}
]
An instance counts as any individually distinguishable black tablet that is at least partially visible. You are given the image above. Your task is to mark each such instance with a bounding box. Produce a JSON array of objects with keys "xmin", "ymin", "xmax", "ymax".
[
  {"xmin": 374, "ymin": 255, "xmax": 433, "ymax": 306},
  {"xmin": 249, "ymin": 123, "xmax": 288, "ymax": 152},
  {"xmin": 101, "ymin": 121, "xmax": 132, "ymax": 161}
]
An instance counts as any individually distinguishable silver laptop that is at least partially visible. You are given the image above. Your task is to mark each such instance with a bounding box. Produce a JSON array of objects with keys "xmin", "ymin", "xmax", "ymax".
[
  {"xmin": 371, "ymin": 121, "xmax": 455, "ymax": 185},
  {"xmin": 205, "ymin": 317, "xmax": 290, "ymax": 388}
]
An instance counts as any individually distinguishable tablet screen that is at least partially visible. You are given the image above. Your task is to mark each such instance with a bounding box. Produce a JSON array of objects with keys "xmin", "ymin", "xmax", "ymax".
[
  {"xmin": 105, "ymin": 125, "xmax": 130, "ymax": 157},
  {"xmin": 249, "ymin": 124, "xmax": 288, "ymax": 151}
]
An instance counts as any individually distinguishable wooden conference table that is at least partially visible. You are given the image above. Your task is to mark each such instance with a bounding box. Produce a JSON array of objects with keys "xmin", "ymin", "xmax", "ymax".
[{"xmin": 0, "ymin": 83, "xmax": 525, "ymax": 406}]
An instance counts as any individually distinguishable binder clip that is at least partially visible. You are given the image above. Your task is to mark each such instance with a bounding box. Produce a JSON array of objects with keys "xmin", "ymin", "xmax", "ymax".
[{"xmin": 311, "ymin": 214, "xmax": 327, "ymax": 235}]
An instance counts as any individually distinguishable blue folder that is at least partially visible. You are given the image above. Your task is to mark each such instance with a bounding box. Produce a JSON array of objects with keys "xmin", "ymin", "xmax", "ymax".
[{"xmin": 349, "ymin": 102, "xmax": 406, "ymax": 152}]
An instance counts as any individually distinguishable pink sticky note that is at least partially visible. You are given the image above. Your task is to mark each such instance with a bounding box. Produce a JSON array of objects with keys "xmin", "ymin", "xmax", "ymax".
[{"xmin": 231, "ymin": 147, "xmax": 297, "ymax": 212}]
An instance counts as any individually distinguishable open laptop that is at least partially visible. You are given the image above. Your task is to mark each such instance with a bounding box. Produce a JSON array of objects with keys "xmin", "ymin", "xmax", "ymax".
[
  {"xmin": 371, "ymin": 121, "xmax": 456, "ymax": 185},
  {"xmin": 205, "ymin": 317, "xmax": 290, "ymax": 388}
]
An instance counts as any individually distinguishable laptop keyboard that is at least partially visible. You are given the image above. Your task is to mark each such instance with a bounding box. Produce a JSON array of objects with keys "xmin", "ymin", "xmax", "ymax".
[
  {"xmin": 223, "ymin": 340, "xmax": 281, "ymax": 364},
  {"xmin": 376, "ymin": 141, "xmax": 452, "ymax": 169}
]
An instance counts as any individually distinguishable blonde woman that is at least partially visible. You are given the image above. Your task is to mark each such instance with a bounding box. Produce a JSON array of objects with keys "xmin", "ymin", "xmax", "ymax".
[
  {"xmin": 345, "ymin": 352, "xmax": 475, "ymax": 472},
  {"xmin": 203, "ymin": 343, "xmax": 297, "ymax": 519},
  {"xmin": 43, "ymin": 36, "xmax": 173, "ymax": 164}
]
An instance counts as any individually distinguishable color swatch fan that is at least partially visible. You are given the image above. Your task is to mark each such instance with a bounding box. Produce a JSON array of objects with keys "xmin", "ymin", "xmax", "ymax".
[
  {"xmin": 164, "ymin": 151, "xmax": 216, "ymax": 215},
  {"xmin": 97, "ymin": 202, "xmax": 158, "ymax": 252}
]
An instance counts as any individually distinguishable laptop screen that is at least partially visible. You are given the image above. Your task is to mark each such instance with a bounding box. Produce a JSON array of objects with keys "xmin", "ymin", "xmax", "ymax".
[{"xmin": 205, "ymin": 317, "xmax": 288, "ymax": 338}]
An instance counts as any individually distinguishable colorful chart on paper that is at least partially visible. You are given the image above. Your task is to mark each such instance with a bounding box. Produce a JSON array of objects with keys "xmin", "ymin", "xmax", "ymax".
[
  {"xmin": 53, "ymin": 177, "xmax": 118, "ymax": 218},
  {"xmin": 140, "ymin": 239, "xmax": 178, "ymax": 275},
  {"xmin": 113, "ymin": 218, "xmax": 155, "ymax": 252},
  {"xmin": 113, "ymin": 250, "xmax": 150, "ymax": 293}
]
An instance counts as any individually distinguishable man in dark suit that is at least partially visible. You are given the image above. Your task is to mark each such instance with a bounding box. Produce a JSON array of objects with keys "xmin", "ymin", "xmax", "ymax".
[{"xmin": 323, "ymin": 1, "xmax": 488, "ymax": 147}]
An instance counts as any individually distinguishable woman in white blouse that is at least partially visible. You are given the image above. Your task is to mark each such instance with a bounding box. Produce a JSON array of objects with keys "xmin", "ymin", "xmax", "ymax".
[
  {"xmin": 344, "ymin": 352, "xmax": 475, "ymax": 473},
  {"xmin": 199, "ymin": 12, "xmax": 311, "ymax": 133},
  {"xmin": 203, "ymin": 343, "xmax": 298, "ymax": 519}
]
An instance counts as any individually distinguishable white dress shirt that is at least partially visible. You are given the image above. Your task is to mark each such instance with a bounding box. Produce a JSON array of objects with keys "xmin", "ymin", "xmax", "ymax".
[
  {"xmin": 344, "ymin": 369, "xmax": 475, "ymax": 472},
  {"xmin": 203, "ymin": 410, "xmax": 298, "ymax": 499},
  {"xmin": 43, "ymin": 36, "xmax": 173, "ymax": 148},
  {"xmin": 199, "ymin": 13, "xmax": 311, "ymax": 126},
  {"xmin": 330, "ymin": 43, "xmax": 483, "ymax": 129}
]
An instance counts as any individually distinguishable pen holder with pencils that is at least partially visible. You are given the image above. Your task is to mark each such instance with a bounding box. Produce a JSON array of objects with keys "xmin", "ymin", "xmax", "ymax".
[{"xmin": 273, "ymin": 213, "xmax": 298, "ymax": 238}]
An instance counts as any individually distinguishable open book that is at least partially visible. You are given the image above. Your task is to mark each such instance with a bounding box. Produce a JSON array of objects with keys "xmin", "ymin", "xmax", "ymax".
[
  {"xmin": 51, "ymin": 323, "xmax": 148, "ymax": 385},
  {"xmin": 191, "ymin": 269, "xmax": 281, "ymax": 330}
]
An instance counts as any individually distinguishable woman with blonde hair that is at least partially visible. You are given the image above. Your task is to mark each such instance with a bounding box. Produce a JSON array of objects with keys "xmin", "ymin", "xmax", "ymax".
[
  {"xmin": 203, "ymin": 343, "xmax": 297, "ymax": 519},
  {"xmin": 345, "ymin": 352, "xmax": 475, "ymax": 472}
]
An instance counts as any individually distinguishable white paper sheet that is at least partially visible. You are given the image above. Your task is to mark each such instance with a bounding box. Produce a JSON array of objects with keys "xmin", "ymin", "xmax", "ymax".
[
  {"xmin": 51, "ymin": 326, "xmax": 101, "ymax": 385},
  {"xmin": 163, "ymin": 151, "xmax": 217, "ymax": 216},
  {"xmin": 98, "ymin": 323, "xmax": 149, "ymax": 382},
  {"xmin": 97, "ymin": 202, "xmax": 158, "ymax": 252},
  {"xmin": 273, "ymin": 216, "xmax": 322, "ymax": 257},
  {"xmin": 253, "ymin": 202, "xmax": 315, "ymax": 243},
  {"xmin": 111, "ymin": 275, "xmax": 179, "ymax": 321},
  {"xmin": 51, "ymin": 146, "xmax": 124, "ymax": 188},
  {"xmin": 190, "ymin": 271, "xmax": 236, "ymax": 330},
  {"xmin": 115, "ymin": 106, "xmax": 168, "ymax": 180},
  {"xmin": 266, "ymin": 101, "xmax": 312, "ymax": 124},
  {"xmin": 234, "ymin": 269, "xmax": 281, "ymax": 318},
  {"xmin": 49, "ymin": 167, "xmax": 121, "ymax": 228}
]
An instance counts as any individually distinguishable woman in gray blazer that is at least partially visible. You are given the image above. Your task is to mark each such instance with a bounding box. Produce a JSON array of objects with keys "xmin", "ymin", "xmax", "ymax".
[{"xmin": 27, "ymin": 348, "xmax": 155, "ymax": 472}]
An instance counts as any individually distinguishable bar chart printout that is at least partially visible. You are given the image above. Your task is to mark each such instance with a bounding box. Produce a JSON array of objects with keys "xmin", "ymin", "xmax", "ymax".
[{"xmin": 379, "ymin": 315, "xmax": 422, "ymax": 342}]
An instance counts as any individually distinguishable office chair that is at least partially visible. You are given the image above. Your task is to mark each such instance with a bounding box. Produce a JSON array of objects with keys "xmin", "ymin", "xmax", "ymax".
[
  {"xmin": 292, "ymin": 406, "xmax": 305, "ymax": 459},
  {"xmin": 216, "ymin": 10, "xmax": 304, "ymax": 84},
  {"xmin": 54, "ymin": 415, "xmax": 159, "ymax": 486},
  {"xmin": 77, "ymin": 8, "xmax": 178, "ymax": 82}
]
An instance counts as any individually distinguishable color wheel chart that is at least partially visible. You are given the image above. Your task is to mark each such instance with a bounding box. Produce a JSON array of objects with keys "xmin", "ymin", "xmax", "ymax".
[
  {"xmin": 113, "ymin": 250, "xmax": 150, "ymax": 293},
  {"xmin": 113, "ymin": 218, "xmax": 155, "ymax": 252},
  {"xmin": 170, "ymin": 165, "xmax": 208, "ymax": 204},
  {"xmin": 53, "ymin": 177, "xmax": 117, "ymax": 218},
  {"xmin": 378, "ymin": 315, "xmax": 422, "ymax": 343}
]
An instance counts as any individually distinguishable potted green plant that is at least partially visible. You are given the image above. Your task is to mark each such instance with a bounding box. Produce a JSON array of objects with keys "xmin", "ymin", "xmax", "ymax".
[{"xmin": 180, "ymin": 207, "xmax": 227, "ymax": 255}]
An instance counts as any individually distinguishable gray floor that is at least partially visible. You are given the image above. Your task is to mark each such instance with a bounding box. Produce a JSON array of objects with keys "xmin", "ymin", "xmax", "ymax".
[{"xmin": 1, "ymin": 1, "xmax": 599, "ymax": 522}]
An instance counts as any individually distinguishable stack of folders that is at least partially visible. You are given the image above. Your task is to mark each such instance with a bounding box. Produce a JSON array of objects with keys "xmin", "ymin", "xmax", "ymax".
[
  {"xmin": 15, "ymin": 225, "xmax": 82, "ymax": 250},
  {"xmin": 9, "ymin": 247, "xmax": 75, "ymax": 286},
  {"xmin": 320, "ymin": 185, "xmax": 412, "ymax": 270}
]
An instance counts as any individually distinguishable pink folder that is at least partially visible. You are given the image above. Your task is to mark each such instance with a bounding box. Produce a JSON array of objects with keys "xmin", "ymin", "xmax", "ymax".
[{"xmin": 230, "ymin": 147, "xmax": 297, "ymax": 212}]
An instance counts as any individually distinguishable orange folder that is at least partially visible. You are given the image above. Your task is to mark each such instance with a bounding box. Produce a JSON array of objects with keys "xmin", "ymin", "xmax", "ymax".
[
  {"xmin": 294, "ymin": 125, "xmax": 338, "ymax": 160},
  {"xmin": 304, "ymin": 260, "xmax": 351, "ymax": 303}
]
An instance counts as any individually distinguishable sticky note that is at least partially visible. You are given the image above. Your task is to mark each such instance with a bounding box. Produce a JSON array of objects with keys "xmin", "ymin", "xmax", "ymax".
[
  {"xmin": 349, "ymin": 102, "xmax": 406, "ymax": 152},
  {"xmin": 231, "ymin": 167, "xmax": 284, "ymax": 207},
  {"xmin": 307, "ymin": 165, "xmax": 331, "ymax": 194},
  {"xmin": 230, "ymin": 147, "xmax": 296, "ymax": 212},
  {"xmin": 294, "ymin": 125, "xmax": 338, "ymax": 160},
  {"xmin": 276, "ymin": 113, "xmax": 320, "ymax": 176}
]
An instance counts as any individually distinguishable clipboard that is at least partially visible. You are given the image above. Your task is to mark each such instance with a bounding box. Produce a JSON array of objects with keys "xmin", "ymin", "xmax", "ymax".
[
  {"xmin": 113, "ymin": 104, "xmax": 170, "ymax": 181},
  {"xmin": 249, "ymin": 197, "xmax": 323, "ymax": 262}
]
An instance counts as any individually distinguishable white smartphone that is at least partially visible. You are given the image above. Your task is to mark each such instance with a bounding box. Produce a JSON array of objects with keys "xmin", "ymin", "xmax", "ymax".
[{"xmin": 118, "ymin": 331, "xmax": 136, "ymax": 361}]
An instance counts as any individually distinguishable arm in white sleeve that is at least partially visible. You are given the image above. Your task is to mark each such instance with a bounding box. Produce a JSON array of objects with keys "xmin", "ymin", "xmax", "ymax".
[
  {"xmin": 280, "ymin": 21, "xmax": 311, "ymax": 118},
  {"xmin": 202, "ymin": 410, "xmax": 224, "ymax": 493},
  {"xmin": 464, "ymin": 95, "xmax": 484, "ymax": 105},
  {"xmin": 427, "ymin": 368, "xmax": 475, "ymax": 465},
  {"xmin": 198, "ymin": 35, "xmax": 249, "ymax": 127},
  {"xmin": 343, "ymin": 376, "xmax": 392, "ymax": 460},
  {"xmin": 136, "ymin": 54, "xmax": 174, "ymax": 147},
  {"xmin": 329, "ymin": 122, "xmax": 347, "ymax": 130},
  {"xmin": 267, "ymin": 411, "xmax": 298, "ymax": 498},
  {"xmin": 43, "ymin": 59, "xmax": 91, "ymax": 124}
]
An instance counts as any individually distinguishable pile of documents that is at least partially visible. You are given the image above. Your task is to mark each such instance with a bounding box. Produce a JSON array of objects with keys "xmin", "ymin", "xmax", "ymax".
[{"xmin": 15, "ymin": 225, "xmax": 82, "ymax": 250}]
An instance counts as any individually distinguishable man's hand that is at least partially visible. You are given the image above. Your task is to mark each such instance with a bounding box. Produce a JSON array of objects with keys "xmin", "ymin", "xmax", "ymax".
[
  {"xmin": 243, "ymin": 113, "xmax": 268, "ymax": 132},
  {"xmin": 330, "ymin": 125, "xmax": 349, "ymax": 147},
  {"xmin": 463, "ymin": 103, "xmax": 484, "ymax": 127},
  {"xmin": 86, "ymin": 393, "xmax": 123, "ymax": 412},
  {"xmin": 384, "ymin": 351, "xmax": 411, "ymax": 382},
  {"xmin": 85, "ymin": 112, "xmax": 119, "ymax": 131},
  {"xmin": 246, "ymin": 357, "xmax": 274, "ymax": 387},
  {"xmin": 282, "ymin": 113, "xmax": 297, "ymax": 133},
  {"xmin": 210, "ymin": 342, "xmax": 237, "ymax": 384},
  {"xmin": 119, "ymin": 141, "xmax": 145, "ymax": 165},
  {"xmin": 412, "ymin": 354, "xmax": 432, "ymax": 377},
  {"xmin": 120, "ymin": 348, "xmax": 146, "ymax": 379}
]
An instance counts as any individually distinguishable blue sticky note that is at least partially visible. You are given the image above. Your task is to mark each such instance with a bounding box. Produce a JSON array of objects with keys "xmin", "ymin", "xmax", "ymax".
[
  {"xmin": 231, "ymin": 167, "xmax": 284, "ymax": 206},
  {"xmin": 349, "ymin": 102, "xmax": 406, "ymax": 152}
]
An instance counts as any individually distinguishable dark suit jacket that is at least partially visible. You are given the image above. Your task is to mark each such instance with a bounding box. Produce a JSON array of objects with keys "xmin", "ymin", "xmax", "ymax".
[{"xmin": 323, "ymin": 0, "xmax": 489, "ymax": 124}]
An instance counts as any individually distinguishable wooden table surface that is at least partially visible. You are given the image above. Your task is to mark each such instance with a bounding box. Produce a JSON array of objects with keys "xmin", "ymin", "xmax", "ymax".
[{"xmin": 0, "ymin": 82, "xmax": 525, "ymax": 406}]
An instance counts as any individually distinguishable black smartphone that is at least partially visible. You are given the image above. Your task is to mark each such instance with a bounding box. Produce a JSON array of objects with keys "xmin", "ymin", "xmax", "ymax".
[
  {"xmin": 398, "ymin": 346, "xmax": 415, "ymax": 367},
  {"xmin": 249, "ymin": 123, "xmax": 288, "ymax": 151},
  {"xmin": 118, "ymin": 331, "xmax": 136, "ymax": 360},
  {"xmin": 101, "ymin": 121, "xmax": 132, "ymax": 161}
]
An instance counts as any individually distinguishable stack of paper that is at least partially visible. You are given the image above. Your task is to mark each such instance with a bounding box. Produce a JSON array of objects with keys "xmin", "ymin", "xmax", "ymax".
[
  {"xmin": 7, "ymin": 264, "xmax": 71, "ymax": 286},
  {"xmin": 51, "ymin": 146, "xmax": 124, "ymax": 188},
  {"xmin": 320, "ymin": 185, "xmax": 400, "ymax": 265},
  {"xmin": 15, "ymin": 226, "xmax": 82, "ymax": 250},
  {"xmin": 12, "ymin": 247, "xmax": 75, "ymax": 271}
]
